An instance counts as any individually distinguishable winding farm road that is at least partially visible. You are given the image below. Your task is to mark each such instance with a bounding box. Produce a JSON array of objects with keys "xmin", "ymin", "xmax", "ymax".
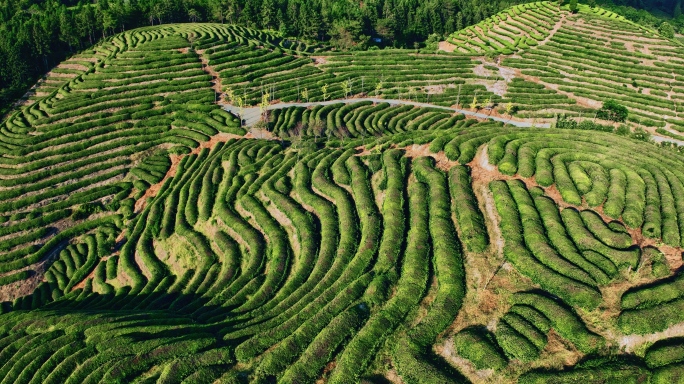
[
  {"xmin": 222, "ymin": 98, "xmax": 684, "ymax": 147},
  {"xmin": 652, "ymin": 134, "xmax": 684, "ymax": 146},
  {"xmin": 222, "ymin": 97, "xmax": 551, "ymax": 128}
]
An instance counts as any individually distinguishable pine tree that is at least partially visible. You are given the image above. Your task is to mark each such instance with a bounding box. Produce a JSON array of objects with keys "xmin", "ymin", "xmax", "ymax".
[
  {"xmin": 261, "ymin": 0, "xmax": 275, "ymax": 30},
  {"xmin": 58, "ymin": 8, "xmax": 78, "ymax": 51}
]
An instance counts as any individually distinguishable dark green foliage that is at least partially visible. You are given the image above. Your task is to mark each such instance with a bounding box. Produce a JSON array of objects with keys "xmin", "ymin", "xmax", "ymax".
[
  {"xmin": 597, "ymin": 99, "xmax": 629, "ymax": 122},
  {"xmin": 280, "ymin": 305, "xmax": 369, "ymax": 383},
  {"xmin": 3, "ymin": 19, "xmax": 684, "ymax": 383},
  {"xmin": 71, "ymin": 202, "xmax": 105, "ymax": 221},
  {"xmin": 0, "ymin": 270, "xmax": 33, "ymax": 286},
  {"xmin": 555, "ymin": 114, "xmax": 614, "ymax": 132},
  {"xmin": 659, "ymin": 21, "xmax": 676, "ymax": 38},
  {"xmin": 569, "ymin": 0, "xmax": 579, "ymax": 12},
  {"xmin": 646, "ymin": 338, "xmax": 684, "ymax": 368},
  {"xmin": 491, "ymin": 180, "xmax": 602, "ymax": 309},
  {"xmin": 449, "ymin": 166, "xmax": 489, "ymax": 252},
  {"xmin": 410, "ymin": 157, "xmax": 465, "ymax": 346}
]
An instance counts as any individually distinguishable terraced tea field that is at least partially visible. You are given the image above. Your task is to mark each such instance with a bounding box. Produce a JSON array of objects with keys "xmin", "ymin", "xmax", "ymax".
[
  {"xmin": 445, "ymin": 1, "xmax": 684, "ymax": 137},
  {"xmin": 3, "ymin": 3, "xmax": 684, "ymax": 383}
]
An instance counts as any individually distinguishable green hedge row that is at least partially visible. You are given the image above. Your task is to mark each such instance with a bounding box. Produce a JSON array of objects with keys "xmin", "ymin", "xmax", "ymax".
[
  {"xmin": 508, "ymin": 181, "xmax": 599, "ymax": 288},
  {"xmin": 411, "ymin": 157, "xmax": 465, "ymax": 346},
  {"xmin": 561, "ymin": 208, "xmax": 640, "ymax": 270},
  {"xmin": 534, "ymin": 196, "xmax": 614, "ymax": 284},
  {"xmin": 453, "ymin": 327, "xmax": 508, "ymax": 370},
  {"xmin": 446, "ymin": 166, "xmax": 486, "ymax": 256},
  {"xmin": 491, "ymin": 180, "xmax": 601, "ymax": 309},
  {"xmin": 328, "ymin": 165, "xmax": 428, "ymax": 383}
]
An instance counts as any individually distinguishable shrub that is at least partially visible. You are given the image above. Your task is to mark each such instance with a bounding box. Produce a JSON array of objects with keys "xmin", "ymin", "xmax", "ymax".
[
  {"xmin": 597, "ymin": 100, "xmax": 628, "ymax": 122},
  {"xmin": 659, "ymin": 22, "xmax": 675, "ymax": 39}
]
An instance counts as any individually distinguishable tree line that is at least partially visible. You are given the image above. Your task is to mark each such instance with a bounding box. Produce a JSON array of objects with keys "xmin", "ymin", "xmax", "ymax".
[{"xmin": 596, "ymin": 0, "xmax": 684, "ymax": 34}]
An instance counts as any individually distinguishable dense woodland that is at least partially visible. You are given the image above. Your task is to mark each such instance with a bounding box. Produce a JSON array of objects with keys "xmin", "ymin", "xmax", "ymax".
[{"xmin": 0, "ymin": 0, "xmax": 681, "ymax": 114}]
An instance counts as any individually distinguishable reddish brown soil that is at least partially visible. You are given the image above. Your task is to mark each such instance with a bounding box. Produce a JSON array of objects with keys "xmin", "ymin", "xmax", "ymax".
[
  {"xmin": 195, "ymin": 47, "xmax": 226, "ymax": 104},
  {"xmin": 311, "ymin": 56, "xmax": 328, "ymax": 65},
  {"xmin": 438, "ymin": 41, "xmax": 457, "ymax": 53},
  {"xmin": 400, "ymin": 143, "xmax": 459, "ymax": 171},
  {"xmin": 134, "ymin": 132, "xmax": 243, "ymax": 213},
  {"xmin": 58, "ymin": 63, "xmax": 89, "ymax": 71}
]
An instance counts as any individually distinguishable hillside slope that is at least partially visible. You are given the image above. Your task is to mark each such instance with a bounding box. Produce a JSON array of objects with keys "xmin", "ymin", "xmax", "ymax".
[
  {"xmin": 2, "ymin": 6, "xmax": 684, "ymax": 383},
  {"xmin": 444, "ymin": 1, "xmax": 684, "ymax": 139}
]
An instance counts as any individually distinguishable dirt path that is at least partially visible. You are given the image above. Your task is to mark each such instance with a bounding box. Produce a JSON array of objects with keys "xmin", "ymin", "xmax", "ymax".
[
  {"xmin": 435, "ymin": 144, "xmax": 546, "ymax": 383},
  {"xmin": 624, "ymin": 41, "xmax": 636, "ymax": 53},
  {"xmin": 194, "ymin": 47, "xmax": 226, "ymax": 104},
  {"xmin": 452, "ymin": 143, "xmax": 684, "ymax": 353},
  {"xmin": 311, "ymin": 56, "xmax": 328, "ymax": 65},
  {"xmin": 429, "ymin": 141, "xmax": 684, "ymax": 377},
  {"xmin": 469, "ymin": 145, "xmax": 505, "ymax": 269},
  {"xmin": 620, "ymin": 322, "xmax": 684, "ymax": 353},
  {"xmin": 399, "ymin": 143, "xmax": 459, "ymax": 171},
  {"xmin": 134, "ymin": 132, "xmax": 243, "ymax": 213},
  {"xmin": 245, "ymin": 126, "xmax": 277, "ymax": 140},
  {"xmin": 539, "ymin": 13, "xmax": 567, "ymax": 46}
]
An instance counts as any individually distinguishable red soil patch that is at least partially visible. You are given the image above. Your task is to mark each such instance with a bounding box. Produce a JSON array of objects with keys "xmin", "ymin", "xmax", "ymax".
[
  {"xmin": 134, "ymin": 132, "xmax": 243, "ymax": 213},
  {"xmin": 438, "ymin": 41, "xmax": 457, "ymax": 53},
  {"xmin": 400, "ymin": 143, "xmax": 459, "ymax": 171},
  {"xmin": 311, "ymin": 56, "xmax": 328, "ymax": 65},
  {"xmin": 195, "ymin": 47, "xmax": 226, "ymax": 104},
  {"xmin": 58, "ymin": 63, "xmax": 89, "ymax": 71}
]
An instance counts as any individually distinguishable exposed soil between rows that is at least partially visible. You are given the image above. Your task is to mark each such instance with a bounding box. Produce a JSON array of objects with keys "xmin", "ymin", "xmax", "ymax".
[
  {"xmin": 195, "ymin": 45, "xmax": 226, "ymax": 104},
  {"xmin": 429, "ymin": 142, "xmax": 684, "ymax": 370},
  {"xmin": 6, "ymin": 21, "xmax": 684, "ymax": 382},
  {"xmin": 437, "ymin": 144, "xmax": 585, "ymax": 383},
  {"xmin": 134, "ymin": 132, "xmax": 243, "ymax": 213},
  {"xmin": 0, "ymin": 253, "xmax": 56, "ymax": 302},
  {"xmin": 540, "ymin": 12, "xmax": 567, "ymax": 46},
  {"xmin": 399, "ymin": 143, "xmax": 459, "ymax": 171},
  {"xmin": 438, "ymin": 41, "xmax": 457, "ymax": 53}
]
